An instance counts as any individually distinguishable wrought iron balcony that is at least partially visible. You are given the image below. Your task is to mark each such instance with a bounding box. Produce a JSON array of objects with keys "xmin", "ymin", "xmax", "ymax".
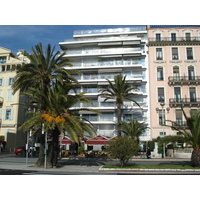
[
  {"xmin": 168, "ymin": 76, "xmax": 200, "ymax": 85},
  {"xmin": 169, "ymin": 98, "xmax": 200, "ymax": 107},
  {"xmin": 171, "ymin": 121, "xmax": 188, "ymax": 129},
  {"xmin": 148, "ymin": 37, "xmax": 200, "ymax": 46}
]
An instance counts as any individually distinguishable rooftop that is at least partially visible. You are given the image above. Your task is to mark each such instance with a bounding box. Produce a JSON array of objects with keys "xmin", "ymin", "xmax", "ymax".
[
  {"xmin": 149, "ymin": 25, "xmax": 200, "ymax": 29},
  {"xmin": 73, "ymin": 26, "xmax": 147, "ymax": 36}
]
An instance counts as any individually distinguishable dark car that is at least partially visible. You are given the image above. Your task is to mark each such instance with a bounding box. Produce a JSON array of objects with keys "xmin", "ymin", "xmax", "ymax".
[{"xmin": 15, "ymin": 146, "xmax": 25, "ymax": 155}]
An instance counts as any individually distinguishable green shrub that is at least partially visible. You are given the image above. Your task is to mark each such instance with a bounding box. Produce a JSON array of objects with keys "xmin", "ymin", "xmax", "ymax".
[{"xmin": 106, "ymin": 136, "xmax": 138, "ymax": 167}]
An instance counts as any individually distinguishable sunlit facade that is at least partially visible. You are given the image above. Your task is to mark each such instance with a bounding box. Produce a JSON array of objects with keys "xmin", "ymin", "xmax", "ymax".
[
  {"xmin": 147, "ymin": 25, "xmax": 200, "ymax": 139},
  {"xmin": 59, "ymin": 26, "xmax": 150, "ymax": 142},
  {"xmin": 0, "ymin": 47, "xmax": 29, "ymax": 150}
]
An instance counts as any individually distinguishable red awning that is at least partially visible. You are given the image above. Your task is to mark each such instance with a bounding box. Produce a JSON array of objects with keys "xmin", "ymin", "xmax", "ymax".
[
  {"xmin": 86, "ymin": 135, "xmax": 109, "ymax": 145},
  {"xmin": 61, "ymin": 137, "xmax": 72, "ymax": 144}
]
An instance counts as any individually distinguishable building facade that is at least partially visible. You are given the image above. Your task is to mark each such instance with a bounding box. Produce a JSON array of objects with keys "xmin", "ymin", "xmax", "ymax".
[
  {"xmin": 147, "ymin": 25, "xmax": 200, "ymax": 140},
  {"xmin": 59, "ymin": 26, "xmax": 150, "ymax": 145},
  {"xmin": 0, "ymin": 47, "xmax": 29, "ymax": 150}
]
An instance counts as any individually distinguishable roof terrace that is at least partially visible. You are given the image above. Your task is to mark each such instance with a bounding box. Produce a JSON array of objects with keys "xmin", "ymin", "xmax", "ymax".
[{"xmin": 73, "ymin": 26, "xmax": 147, "ymax": 36}]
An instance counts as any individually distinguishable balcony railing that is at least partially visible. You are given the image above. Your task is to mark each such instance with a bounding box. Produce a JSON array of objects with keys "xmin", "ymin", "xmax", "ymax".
[
  {"xmin": 74, "ymin": 73, "xmax": 145, "ymax": 81},
  {"xmin": 65, "ymin": 47, "xmax": 144, "ymax": 56},
  {"xmin": 71, "ymin": 59, "xmax": 145, "ymax": 68},
  {"xmin": 149, "ymin": 37, "xmax": 200, "ymax": 42},
  {"xmin": 168, "ymin": 76, "xmax": 200, "ymax": 85},
  {"xmin": 169, "ymin": 98, "xmax": 200, "ymax": 107},
  {"xmin": 171, "ymin": 121, "xmax": 187, "ymax": 128}
]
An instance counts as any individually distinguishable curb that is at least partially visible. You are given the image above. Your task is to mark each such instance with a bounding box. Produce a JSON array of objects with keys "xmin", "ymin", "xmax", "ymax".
[{"xmin": 99, "ymin": 166, "xmax": 200, "ymax": 172}]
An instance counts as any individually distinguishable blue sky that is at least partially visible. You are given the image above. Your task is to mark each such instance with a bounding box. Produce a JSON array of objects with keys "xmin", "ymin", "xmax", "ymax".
[{"xmin": 0, "ymin": 25, "xmax": 144, "ymax": 54}]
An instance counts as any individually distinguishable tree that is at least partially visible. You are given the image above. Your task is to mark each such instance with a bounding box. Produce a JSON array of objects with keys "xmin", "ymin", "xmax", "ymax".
[
  {"xmin": 12, "ymin": 43, "xmax": 79, "ymax": 166},
  {"xmin": 19, "ymin": 83, "xmax": 98, "ymax": 167},
  {"xmin": 12, "ymin": 43, "xmax": 77, "ymax": 96},
  {"xmin": 119, "ymin": 119, "xmax": 148, "ymax": 144},
  {"xmin": 106, "ymin": 136, "xmax": 138, "ymax": 167},
  {"xmin": 99, "ymin": 74, "xmax": 140, "ymax": 136},
  {"xmin": 165, "ymin": 108, "xmax": 200, "ymax": 167}
]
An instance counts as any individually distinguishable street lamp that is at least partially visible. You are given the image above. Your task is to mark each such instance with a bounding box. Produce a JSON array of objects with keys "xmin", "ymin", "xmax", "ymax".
[
  {"xmin": 156, "ymin": 100, "xmax": 170, "ymax": 158},
  {"xmin": 42, "ymin": 123, "xmax": 47, "ymax": 169}
]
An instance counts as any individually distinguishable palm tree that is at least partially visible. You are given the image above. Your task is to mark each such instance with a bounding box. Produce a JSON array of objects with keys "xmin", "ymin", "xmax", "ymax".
[
  {"xmin": 12, "ymin": 43, "xmax": 78, "ymax": 96},
  {"xmin": 99, "ymin": 74, "xmax": 140, "ymax": 136},
  {"xmin": 119, "ymin": 119, "xmax": 148, "ymax": 144},
  {"xmin": 165, "ymin": 108, "xmax": 200, "ymax": 167},
  {"xmin": 20, "ymin": 83, "xmax": 99, "ymax": 167},
  {"xmin": 12, "ymin": 43, "xmax": 79, "ymax": 166}
]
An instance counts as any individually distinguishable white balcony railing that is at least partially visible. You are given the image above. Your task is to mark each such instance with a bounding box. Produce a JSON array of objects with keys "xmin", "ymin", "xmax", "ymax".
[
  {"xmin": 64, "ymin": 35, "xmax": 142, "ymax": 43},
  {"xmin": 71, "ymin": 59, "xmax": 145, "ymax": 68},
  {"xmin": 65, "ymin": 47, "xmax": 144, "ymax": 56},
  {"xmin": 73, "ymin": 73, "xmax": 145, "ymax": 81}
]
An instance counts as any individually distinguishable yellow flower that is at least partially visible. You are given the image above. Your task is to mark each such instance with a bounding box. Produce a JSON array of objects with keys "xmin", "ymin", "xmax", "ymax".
[{"xmin": 42, "ymin": 111, "xmax": 66, "ymax": 123}]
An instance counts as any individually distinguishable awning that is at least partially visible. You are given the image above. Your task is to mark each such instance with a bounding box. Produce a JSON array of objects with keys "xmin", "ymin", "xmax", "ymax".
[
  {"xmin": 86, "ymin": 135, "xmax": 109, "ymax": 145},
  {"xmin": 61, "ymin": 137, "xmax": 72, "ymax": 144}
]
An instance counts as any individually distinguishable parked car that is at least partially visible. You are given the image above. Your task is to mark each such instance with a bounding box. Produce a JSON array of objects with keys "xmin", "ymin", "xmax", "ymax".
[{"xmin": 15, "ymin": 146, "xmax": 25, "ymax": 155}]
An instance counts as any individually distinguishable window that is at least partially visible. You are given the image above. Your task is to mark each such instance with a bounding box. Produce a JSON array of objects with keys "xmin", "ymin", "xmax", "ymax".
[
  {"xmin": 0, "ymin": 57, "xmax": 6, "ymax": 63},
  {"xmin": 158, "ymin": 87, "xmax": 165, "ymax": 102},
  {"xmin": 0, "ymin": 65, "xmax": 5, "ymax": 72},
  {"xmin": 173, "ymin": 66, "xmax": 180, "ymax": 80},
  {"xmin": 7, "ymin": 78, "xmax": 14, "ymax": 86},
  {"xmin": 157, "ymin": 67, "xmax": 164, "ymax": 81},
  {"xmin": 189, "ymin": 87, "xmax": 196, "ymax": 102},
  {"xmin": 159, "ymin": 132, "xmax": 166, "ymax": 137},
  {"xmin": 175, "ymin": 110, "xmax": 183, "ymax": 125},
  {"xmin": 7, "ymin": 90, "xmax": 13, "ymax": 102},
  {"xmin": 185, "ymin": 33, "xmax": 191, "ymax": 41},
  {"xmin": 188, "ymin": 66, "xmax": 195, "ymax": 80},
  {"xmin": 186, "ymin": 48, "xmax": 193, "ymax": 60},
  {"xmin": 4, "ymin": 109, "xmax": 13, "ymax": 120},
  {"xmin": 0, "ymin": 78, "xmax": 3, "ymax": 86},
  {"xmin": 99, "ymin": 113, "xmax": 114, "ymax": 121},
  {"xmin": 171, "ymin": 33, "xmax": 176, "ymax": 41},
  {"xmin": 159, "ymin": 109, "xmax": 166, "ymax": 125},
  {"xmin": 83, "ymin": 114, "xmax": 98, "ymax": 121},
  {"xmin": 172, "ymin": 48, "xmax": 179, "ymax": 60},
  {"xmin": 174, "ymin": 87, "xmax": 181, "ymax": 102},
  {"xmin": 156, "ymin": 33, "xmax": 161, "ymax": 41},
  {"xmin": 156, "ymin": 48, "xmax": 163, "ymax": 60}
]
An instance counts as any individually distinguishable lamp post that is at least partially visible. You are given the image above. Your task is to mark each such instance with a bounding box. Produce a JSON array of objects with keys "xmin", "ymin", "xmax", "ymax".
[
  {"xmin": 156, "ymin": 101, "xmax": 170, "ymax": 158},
  {"xmin": 42, "ymin": 123, "xmax": 47, "ymax": 169}
]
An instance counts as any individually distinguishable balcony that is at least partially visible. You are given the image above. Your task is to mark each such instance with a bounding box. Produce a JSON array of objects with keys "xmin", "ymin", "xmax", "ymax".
[
  {"xmin": 148, "ymin": 37, "xmax": 200, "ymax": 46},
  {"xmin": 64, "ymin": 47, "xmax": 145, "ymax": 57},
  {"xmin": 70, "ymin": 59, "xmax": 145, "ymax": 69},
  {"xmin": 168, "ymin": 76, "xmax": 200, "ymax": 85},
  {"xmin": 169, "ymin": 98, "xmax": 200, "ymax": 107},
  {"xmin": 74, "ymin": 73, "xmax": 145, "ymax": 82},
  {"xmin": 171, "ymin": 121, "xmax": 188, "ymax": 129}
]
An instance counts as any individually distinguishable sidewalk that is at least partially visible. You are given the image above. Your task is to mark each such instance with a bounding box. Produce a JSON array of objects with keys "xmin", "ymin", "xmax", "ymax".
[{"xmin": 1, "ymin": 152, "xmax": 196, "ymax": 173}]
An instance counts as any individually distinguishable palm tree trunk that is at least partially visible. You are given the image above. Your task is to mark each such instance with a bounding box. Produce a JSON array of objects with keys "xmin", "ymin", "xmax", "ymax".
[
  {"xmin": 51, "ymin": 127, "xmax": 60, "ymax": 167},
  {"xmin": 116, "ymin": 102, "xmax": 122, "ymax": 137},
  {"xmin": 36, "ymin": 133, "xmax": 45, "ymax": 167},
  {"xmin": 191, "ymin": 148, "xmax": 200, "ymax": 167}
]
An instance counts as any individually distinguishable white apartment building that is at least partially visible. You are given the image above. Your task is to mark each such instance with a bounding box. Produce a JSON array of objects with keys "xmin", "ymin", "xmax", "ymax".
[
  {"xmin": 59, "ymin": 26, "xmax": 150, "ymax": 142},
  {"xmin": 0, "ymin": 47, "xmax": 29, "ymax": 150}
]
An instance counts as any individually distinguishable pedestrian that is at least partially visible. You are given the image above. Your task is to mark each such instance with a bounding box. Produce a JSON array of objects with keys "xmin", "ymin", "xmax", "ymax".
[
  {"xmin": 0, "ymin": 143, "xmax": 3, "ymax": 152},
  {"xmin": 146, "ymin": 147, "xmax": 151, "ymax": 159}
]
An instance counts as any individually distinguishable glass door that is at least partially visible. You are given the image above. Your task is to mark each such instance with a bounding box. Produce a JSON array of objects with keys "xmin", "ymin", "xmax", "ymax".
[{"xmin": 174, "ymin": 87, "xmax": 181, "ymax": 102}]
